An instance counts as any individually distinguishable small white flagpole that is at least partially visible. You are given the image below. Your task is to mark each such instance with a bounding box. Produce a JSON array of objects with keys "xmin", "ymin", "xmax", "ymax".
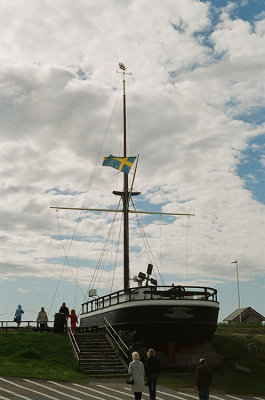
[{"xmin": 232, "ymin": 260, "xmax": 241, "ymax": 323}]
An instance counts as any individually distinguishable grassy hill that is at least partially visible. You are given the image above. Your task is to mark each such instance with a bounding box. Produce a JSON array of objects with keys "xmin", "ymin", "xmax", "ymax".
[
  {"xmin": 0, "ymin": 323, "xmax": 264, "ymax": 395},
  {"xmin": 211, "ymin": 323, "xmax": 265, "ymax": 394},
  {"xmin": 0, "ymin": 330, "xmax": 86, "ymax": 382},
  {"xmin": 160, "ymin": 323, "xmax": 265, "ymax": 395}
]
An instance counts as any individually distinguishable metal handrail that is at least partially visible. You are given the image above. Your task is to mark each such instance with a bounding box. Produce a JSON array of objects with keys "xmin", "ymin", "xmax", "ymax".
[
  {"xmin": 104, "ymin": 317, "xmax": 129, "ymax": 359},
  {"xmin": 67, "ymin": 328, "xmax": 80, "ymax": 366}
]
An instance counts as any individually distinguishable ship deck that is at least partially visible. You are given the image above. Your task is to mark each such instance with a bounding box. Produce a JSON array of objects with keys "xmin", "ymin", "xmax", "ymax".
[{"xmin": 81, "ymin": 284, "xmax": 218, "ymax": 315}]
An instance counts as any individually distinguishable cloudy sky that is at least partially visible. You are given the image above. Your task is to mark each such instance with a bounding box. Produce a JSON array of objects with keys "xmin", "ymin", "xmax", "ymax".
[{"xmin": 1, "ymin": 0, "xmax": 265, "ymax": 325}]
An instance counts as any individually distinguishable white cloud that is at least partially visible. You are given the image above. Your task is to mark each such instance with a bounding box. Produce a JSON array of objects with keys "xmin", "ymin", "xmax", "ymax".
[
  {"xmin": 0, "ymin": 0, "xmax": 265, "ymax": 321},
  {"xmin": 17, "ymin": 288, "xmax": 30, "ymax": 293}
]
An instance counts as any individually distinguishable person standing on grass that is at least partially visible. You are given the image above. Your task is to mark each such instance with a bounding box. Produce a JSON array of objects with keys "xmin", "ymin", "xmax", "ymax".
[
  {"xmin": 145, "ymin": 348, "xmax": 160, "ymax": 400},
  {"xmin": 15, "ymin": 305, "xmax": 24, "ymax": 328},
  {"xmin": 67, "ymin": 309, "xmax": 78, "ymax": 334},
  {"xmin": 195, "ymin": 358, "xmax": 212, "ymax": 400},
  {"xmin": 36, "ymin": 307, "xmax": 48, "ymax": 332},
  {"xmin": 128, "ymin": 351, "xmax": 145, "ymax": 400},
  {"xmin": 59, "ymin": 302, "xmax": 69, "ymax": 332}
]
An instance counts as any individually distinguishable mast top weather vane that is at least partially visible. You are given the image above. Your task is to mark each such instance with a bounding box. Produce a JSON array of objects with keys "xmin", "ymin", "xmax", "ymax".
[{"xmin": 117, "ymin": 62, "xmax": 132, "ymax": 75}]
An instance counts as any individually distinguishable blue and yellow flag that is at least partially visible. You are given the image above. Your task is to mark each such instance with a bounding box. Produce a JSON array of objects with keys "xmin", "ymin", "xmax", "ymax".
[{"xmin": 102, "ymin": 155, "xmax": 136, "ymax": 174}]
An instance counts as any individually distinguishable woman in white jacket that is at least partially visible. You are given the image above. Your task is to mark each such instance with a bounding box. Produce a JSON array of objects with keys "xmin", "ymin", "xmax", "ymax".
[{"xmin": 128, "ymin": 351, "xmax": 145, "ymax": 400}]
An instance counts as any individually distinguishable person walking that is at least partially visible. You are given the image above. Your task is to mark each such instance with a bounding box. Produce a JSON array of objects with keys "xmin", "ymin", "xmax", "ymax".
[
  {"xmin": 128, "ymin": 351, "xmax": 145, "ymax": 400},
  {"xmin": 67, "ymin": 309, "xmax": 78, "ymax": 334},
  {"xmin": 145, "ymin": 348, "xmax": 161, "ymax": 400},
  {"xmin": 36, "ymin": 307, "xmax": 48, "ymax": 332},
  {"xmin": 59, "ymin": 302, "xmax": 69, "ymax": 332},
  {"xmin": 195, "ymin": 358, "xmax": 212, "ymax": 400}
]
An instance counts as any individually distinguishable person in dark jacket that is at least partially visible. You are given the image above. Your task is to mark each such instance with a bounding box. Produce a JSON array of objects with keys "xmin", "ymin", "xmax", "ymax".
[
  {"xmin": 59, "ymin": 302, "xmax": 69, "ymax": 332},
  {"xmin": 195, "ymin": 358, "xmax": 212, "ymax": 400},
  {"xmin": 144, "ymin": 348, "xmax": 160, "ymax": 400}
]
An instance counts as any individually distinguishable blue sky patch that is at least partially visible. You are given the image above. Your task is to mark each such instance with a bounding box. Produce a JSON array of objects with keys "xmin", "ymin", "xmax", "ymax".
[
  {"xmin": 76, "ymin": 68, "xmax": 87, "ymax": 80},
  {"xmin": 234, "ymin": 107, "xmax": 265, "ymax": 125},
  {"xmin": 228, "ymin": 0, "xmax": 265, "ymax": 22},
  {"xmin": 237, "ymin": 135, "xmax": 265, "ymax": 203}
]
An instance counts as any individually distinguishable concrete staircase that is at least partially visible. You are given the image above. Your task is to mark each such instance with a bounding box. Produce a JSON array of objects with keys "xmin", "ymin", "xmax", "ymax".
[{"xmin": 75, "ymin": 332, "xmax": 127, "ymax": 375}]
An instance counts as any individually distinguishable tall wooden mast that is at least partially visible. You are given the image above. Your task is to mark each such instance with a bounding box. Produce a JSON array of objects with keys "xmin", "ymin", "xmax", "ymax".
[
  {"xmin": 115, "ymin": 63, "xmax": 131, "ymax": 290},
  {"xmin": 122, "ymin": 69, "xmax": 129, "ymax": 291}
]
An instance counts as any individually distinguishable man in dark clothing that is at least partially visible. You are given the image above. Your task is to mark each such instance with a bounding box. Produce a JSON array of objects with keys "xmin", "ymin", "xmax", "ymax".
[
  {"xmin": 59, "ymin": 302, "xmax": 69, "ymax": 332},
  {"xmin": 195, "ymin": 358, "xmax": 212, "ymax": 400}
]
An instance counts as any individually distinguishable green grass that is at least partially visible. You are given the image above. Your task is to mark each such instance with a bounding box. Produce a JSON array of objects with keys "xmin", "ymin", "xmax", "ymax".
[
  {"xmin": 0, "ymin": 330, "xmax": 86, "ymax": 382},
  {"xmin": 0, "ymin": 324, "xmax": 264, "ymax": 395},
  {"xmin": 211, "ymin": 324, "xmax": 265, "ymax": 395},
  {"xmin": 159, "ymin": 324, "xmax": 265, "ymax": 396}
]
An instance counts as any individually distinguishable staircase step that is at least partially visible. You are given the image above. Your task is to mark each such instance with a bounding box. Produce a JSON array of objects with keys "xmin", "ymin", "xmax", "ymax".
[
  {"xmin": 80, "ymin": 370, "xmax": 126, "ymax": 375},
  {"xmin": 73, "ymin": 332, "xmax": 127, "ymax": 375},
  {"xmin": 80, "ymin": 354, "xmax": 118, "ymax": 359},
  {"xmin": 80, "ymin": 360, "xmax": 123, "ymax": 365}
]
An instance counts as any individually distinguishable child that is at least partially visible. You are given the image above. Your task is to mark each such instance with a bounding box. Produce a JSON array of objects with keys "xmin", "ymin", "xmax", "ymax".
[{"xmin": 67, "ymin": 309, "xmax": 78, "ymax": 334}]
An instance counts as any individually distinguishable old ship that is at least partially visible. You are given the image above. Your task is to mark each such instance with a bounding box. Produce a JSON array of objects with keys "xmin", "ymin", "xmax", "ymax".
[{"xmin": 52, "ymin": 63, "xmax": 219, "ymax": 353}]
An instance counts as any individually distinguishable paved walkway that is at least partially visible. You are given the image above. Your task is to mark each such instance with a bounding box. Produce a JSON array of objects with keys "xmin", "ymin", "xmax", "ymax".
[{"xmin": 0, "ymin": 377, "xmax": 264, "ymax": 400}]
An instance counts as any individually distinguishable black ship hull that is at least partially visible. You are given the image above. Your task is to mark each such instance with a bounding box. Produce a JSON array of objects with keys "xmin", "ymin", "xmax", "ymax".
[{"xmin": 80, "ymin": 286, "xmax": 219, "ymax": 346}]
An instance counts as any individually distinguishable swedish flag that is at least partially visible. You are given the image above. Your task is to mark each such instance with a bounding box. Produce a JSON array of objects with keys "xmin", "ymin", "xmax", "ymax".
[{"xmin": 102, "ymin": 155, "xmax": 136, "ymax": 174}]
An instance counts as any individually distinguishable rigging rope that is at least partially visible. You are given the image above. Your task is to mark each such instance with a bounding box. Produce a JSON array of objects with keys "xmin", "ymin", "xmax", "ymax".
[
  {"xmin": 110, "ymin": 214, "xmax": 123, "ymax": 292},
  {"xmin": 48, "ymin": 210, "xmax": 86, "ymax": 317},
  {"xmin": 185, "ymin": 215, "xmax": 190, "ymax": 284},
  {"xmin": 130, "ymin": 198, "xmax": 165, "ymax": 285},
  {"xmin": 107, "ymin": 216, "xmax": 115, "ymax": 293},
  {"xmin": 80, "ymin": 164, "xmax": 137, "ymax": 304},
  {"xmin": 49, "ymin": 86, "xmax": 122, "ymax": 315},
  {"xmin": 81, "ymin": 198, "xmax": 123, "ymax": 305}
]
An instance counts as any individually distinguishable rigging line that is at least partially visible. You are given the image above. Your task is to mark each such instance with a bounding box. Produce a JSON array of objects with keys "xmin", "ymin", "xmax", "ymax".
[
  {"xmin": 82, "ymin": 225, "xmax": 112, "ymax": 302},
  {"xmin": 89, "ymin": 238, "xmax": 107, "ymax": 291},
  {"xmin": 48, "ymin": 212, "xmax": 67, "ymax": 317},
  {"xmin": 50, "ymin": 88, "xmax": 122, "ymax": 314},
  {"xmin": 107, "ymin": 219, "xmax": 115, "ymax": 292},
  {"xmin": 54, "ymin": 85, "xmax": 122, "ymax": 284},
  {"xmin": 48, "ymin": 211, "xmax": 85, "ymax": 317},
  {"xmin": 127, "ymin": 107, "xmax": 131, "ymax": 154},
  {"xmin": 128, "ymin": 155, "xmax": 139, "ymax": 205},
  {"xmin": 23, "ymin": 309, "xmax": 40, "ymax": 313},
  {"xmin": 135, "ymin": 207, "xmax": 164, "ymax": 285},
  {"xmin": 94, "ymin": 209, "xmax": 118, "ymax": 289},
  {"xmin": 185, "ymin": 215, "xmax": 190, "ymax": 285},
  {"xmin": 0, "ymin": 312, "xmax": 17, "ymax": 316},
  {"xmin": 94, "ymin": 202, "xmax": 122, "ymax": 291},
  {"xmin": 110, "ymin": 213, "xmax": 123, "ymax": 292},
  {"xmin": 107, "ymin": 196, "xmax": 123, "ymax": 292},
  {"xmin": 56, "ymin": 211, "xmax": 85, "ymax": 296},
  {"xmin": 74, "ymin": 258, "xmax": 78, "ymax": 310},
  {"xmin": 95, "ymin": 237, "xmax": 111, "ymax": 291},
  {"xmin": 81, "ymin": 200, "xmax": 122, "ymax": 303},
  {"xmin": 96, "ymin": 219, "xmax": 116, "ymax": 291},
  {"xmin": 81, "ymin": 84, "xmax": 122, "ymax": 207},
  {"xmin": 131, "ymin": 198, "xmax": 165, "ymax": 285},
  {"xmin": 132, "ymin": 202, "xmax": 154, "ymax": 266},
  {"xmin": 94, "ymin": 167, "xmax": 134, "ymax": 290}
]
